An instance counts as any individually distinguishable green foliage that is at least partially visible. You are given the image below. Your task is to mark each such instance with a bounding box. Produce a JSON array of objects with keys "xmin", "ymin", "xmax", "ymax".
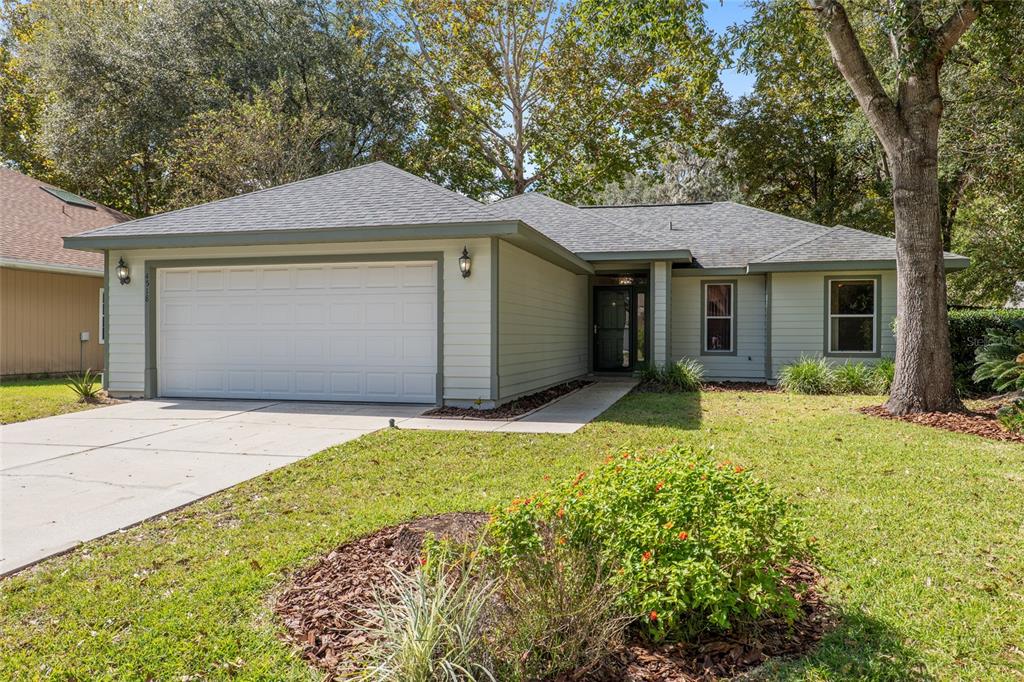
[
  {"xmin": 362, "ymin": 541, "xmax": 494, "ymax": 681},
  {"xmin": 995, "ymin": 399, "xmax": 1024, "ymax": 434},
  {"xmin": 871, "ymin": 358, "xmax": 896, "ymax": 395},
  {"xmin": 484, "ymin": 534, "xmax": 627, "ymax": 681},
  {"xmin": 832, "ymin": 361, "xmax": 878, "ymax": 394},
  {"xmin": 949, "ymin": 309, "xmax": 1024, "ymax": 394},
  {"xmin": 639, "ymin": 358, "xmax": 704, "ymax": 392},
  {"xmin": 485, "ymin": 446, "xmax": 806, "ymax": 640},
  {"xmin": 972, "ymin": 319, "xmax": 1024, "ymax": 394},
  {"xmin": 64, "ymin": 369, "xmax": 102, "ymax": 403},
  {"xmin": 778, "ymin": 356, "xmax": 835, "ymax": 395}
]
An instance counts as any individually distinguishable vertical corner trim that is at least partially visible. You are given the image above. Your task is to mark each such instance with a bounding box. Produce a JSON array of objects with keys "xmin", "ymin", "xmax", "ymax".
[{"xmin": 490, "ymin": 237, "xmax": 500, "ymax": 402}]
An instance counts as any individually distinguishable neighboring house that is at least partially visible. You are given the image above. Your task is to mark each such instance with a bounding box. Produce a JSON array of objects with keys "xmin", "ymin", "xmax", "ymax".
[
  {"xmin": 64, "ymin": 162, "xmax": 968, "ymax": 407},
  {"xmin": 1, "ymin": 169, "xmax": 130, "ymax": 377}
]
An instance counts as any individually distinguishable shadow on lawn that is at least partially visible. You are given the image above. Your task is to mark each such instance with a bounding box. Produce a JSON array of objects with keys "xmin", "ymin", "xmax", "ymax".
[
  {"xmin": 596, "ymin": 390, "xmax": 703, "ymax": 430},
  {"xmin": 769, "ymin": 607, "xmax": 933, "ymax": 681}
]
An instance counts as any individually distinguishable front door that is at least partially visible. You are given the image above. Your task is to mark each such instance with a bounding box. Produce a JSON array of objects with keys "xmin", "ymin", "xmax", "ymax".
[{"xmin": 593, "ymin": 286, "xmax": 633, "ymax": 371}]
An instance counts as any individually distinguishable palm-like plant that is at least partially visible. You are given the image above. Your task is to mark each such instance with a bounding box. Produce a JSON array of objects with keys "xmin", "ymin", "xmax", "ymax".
[
  {"xmin": 973, "ymin": 320, "xmax": 1024, "ymax": 393},
  {"xmin": 65, "ymin": 369, "xmax": 103, "ymax": 403}
]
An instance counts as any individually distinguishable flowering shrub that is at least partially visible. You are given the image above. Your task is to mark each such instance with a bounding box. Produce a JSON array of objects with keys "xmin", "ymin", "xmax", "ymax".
[{"xmin": 484, "ymin": 445, "xmax": 806, "ymax": 641}]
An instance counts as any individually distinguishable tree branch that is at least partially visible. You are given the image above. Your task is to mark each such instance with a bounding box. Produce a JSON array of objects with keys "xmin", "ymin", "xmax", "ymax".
[
  {"xmin": 808, "ymin": 0, "xmax": 904, "ymax": 149},
  {"xmin": 933, "ymin": 1, "xmax": 981, "ymax": 63}
]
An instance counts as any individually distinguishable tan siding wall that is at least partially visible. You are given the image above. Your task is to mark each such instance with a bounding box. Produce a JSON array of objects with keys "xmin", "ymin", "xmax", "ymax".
[
  {"xmin": 1, "ymin": 267, "xmax": 104, "ymax": 376},
  {"xmin": 770, "ymin": 270, "xmax": 896, "ymax": 377},
  {"xmin": 671, "ymin": 274, "xmax": 767, "ymax": 380},
  {"xmin": 498, "ymin": 241, "xmax": 587, "ymax": 400},
  {"xmin": 105, "ymin": 239, "xmax": 493, "ymax": 402}
]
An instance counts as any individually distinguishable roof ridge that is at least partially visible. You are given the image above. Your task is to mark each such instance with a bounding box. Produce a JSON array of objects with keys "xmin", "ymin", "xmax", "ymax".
[{"xmin": 753, "ymin": 226, "xmax": 841, "ymax": 263}]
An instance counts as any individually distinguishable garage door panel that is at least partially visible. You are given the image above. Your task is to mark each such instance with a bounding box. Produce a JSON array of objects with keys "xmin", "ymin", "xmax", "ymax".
[{"xmin": 158, "ymin": 262, "xmax": 437, "ymax": 402}]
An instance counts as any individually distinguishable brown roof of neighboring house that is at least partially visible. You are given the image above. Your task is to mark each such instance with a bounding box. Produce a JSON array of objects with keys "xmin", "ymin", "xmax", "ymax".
[{"xmin": 1, "ymin": 168, "xmax": 130, "ymax": 273}]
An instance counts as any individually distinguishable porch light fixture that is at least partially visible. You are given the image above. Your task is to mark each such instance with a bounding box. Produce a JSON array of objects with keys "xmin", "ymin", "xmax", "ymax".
[
  {"xmin": 115, "ymin": 257, "xmax": 131, "ymax": 285},
  {"xmin": 458, "ymin": 246, "xmax": 472, "ymax": 278}
]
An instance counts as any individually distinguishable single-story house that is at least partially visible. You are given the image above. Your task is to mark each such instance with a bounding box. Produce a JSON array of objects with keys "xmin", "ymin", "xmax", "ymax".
[
  {"xmin": 64, "ymin": 162, "xmax": 967, "ymax": 407},
  {"xmin": 1, "ymin": 168, "xmax": 129, "ymax": 377}
]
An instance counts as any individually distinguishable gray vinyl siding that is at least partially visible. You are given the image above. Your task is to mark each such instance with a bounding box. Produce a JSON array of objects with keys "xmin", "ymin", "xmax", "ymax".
[
  {"xmin": 105, "ymin": 238, "xmax": 495, "ymax": 403},
  {"xmin": 497, "ymin": 241, "xmax": 587, "ymax": 401},
  {"xmin": 769, "ymin": 270, "xmax": 896, "ymax": 377},
  {"xmin": 671, "ymin": 275, "xmax": 767, "ymax": 380}
]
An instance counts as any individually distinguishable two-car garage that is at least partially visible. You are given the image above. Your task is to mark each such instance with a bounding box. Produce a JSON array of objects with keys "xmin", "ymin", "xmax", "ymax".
[{"xmin": 156, "ymin": 261, "xmax": 439, "ymax": 403}]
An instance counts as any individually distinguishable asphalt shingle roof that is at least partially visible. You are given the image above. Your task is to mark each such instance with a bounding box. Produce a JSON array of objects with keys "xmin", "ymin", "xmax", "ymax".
[
  {"xmin": 0, "ymin": 168, "xmax": 129, "ymax": 271},
  {"xmin": 491, "ymin": 192, "xmax": 679, "ymax": 254},
  {"xmin": 69, "ymin": 161, "xmax": 504, "ymax": 240}
]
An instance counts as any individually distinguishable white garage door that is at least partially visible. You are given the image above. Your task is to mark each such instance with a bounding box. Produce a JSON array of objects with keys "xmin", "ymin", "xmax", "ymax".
[{"xmin": 158, "ymin": 261, "xmax": 438, "ymax": 402}]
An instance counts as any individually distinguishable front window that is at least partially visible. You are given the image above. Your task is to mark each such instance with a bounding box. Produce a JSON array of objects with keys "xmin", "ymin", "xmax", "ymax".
[
  {"xmin": 828, "ymin": 279, "xmax": 876, "ymax": 353},
  {"xmin": 704, "ymin": 282, "xmax": 733, "ymax": 352}
]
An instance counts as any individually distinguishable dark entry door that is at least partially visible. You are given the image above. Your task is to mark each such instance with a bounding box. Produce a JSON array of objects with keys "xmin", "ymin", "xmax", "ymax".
[{"xmin": 593, "ymin": 286, "xmax": 632, "ymax": 371}]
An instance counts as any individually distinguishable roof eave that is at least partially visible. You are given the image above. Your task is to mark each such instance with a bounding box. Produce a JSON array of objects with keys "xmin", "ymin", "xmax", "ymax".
[
  {"xmin": 746, "ymin": 256, "xmax": 970, "ymax": 273},
  {"xmin": 62, "ymin": 220, "xmax": 524, "ymax": 253},
  {"xmin": 0, "ymin": 257, "xmax": 103, "ymax": 277}
]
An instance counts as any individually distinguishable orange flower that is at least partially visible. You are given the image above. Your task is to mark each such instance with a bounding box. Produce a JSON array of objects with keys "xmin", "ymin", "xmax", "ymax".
[
  {"xmin": 649, "ymin": 611, "xmax": 658, "ymax": 621},
  {"xmin": 556, "ymin": 507, "xmax": 565, "ymax": 518},
  {"xmin": 420, "ymin": 556, "xmax": 428, "ymax": 566},
  {"xmin": 655, "ymin": 480, "xmax": 665, "ymax": 492},
  {"xmin": 622, "ymin": 452, "xmax": 631, "ymax": 460},
  {"xmin": 642, "ymin": 550, "xmax": 652, "ymax": 562},
  {"xmin": 734, "ymin": 465, "xmax": 744, "ymax": 473},
  {"xmin": 663, "ymin": 520, "xmax": 675, "ymax": 530},
  {"xmin": 557, "ymin": 537, "xmax": 566, "ymax": 546},
  {"xmin": 677, "ymin": 531, "xmax": 688, "ymax": 541}
]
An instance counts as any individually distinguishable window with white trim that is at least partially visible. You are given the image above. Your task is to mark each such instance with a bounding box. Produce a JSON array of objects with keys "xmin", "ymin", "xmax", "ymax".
[
  {"xmin": 98, "ymin": 288, "xmax": 106, "ymax": 344},
  {"xmin": 828, "ymin": 279, "xmax": 875, "ymax": 353},
  {"xmin": 704, "ymin": 282, "xmax": 733, "ymax": 352}
]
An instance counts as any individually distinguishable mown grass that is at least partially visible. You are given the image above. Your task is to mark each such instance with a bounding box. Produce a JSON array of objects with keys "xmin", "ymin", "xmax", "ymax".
[
  {"xmin": 0, "ymin": 377, "xmax": 97, "ymax": 424},
  {"xmin": 1, "ymin": 391, "xmax": 1022, "ymax": 680}
]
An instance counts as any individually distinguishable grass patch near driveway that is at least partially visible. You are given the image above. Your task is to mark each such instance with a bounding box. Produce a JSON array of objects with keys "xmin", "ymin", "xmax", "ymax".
[
  {"xmin": 1, "ymin": 391, "xmax": 1022, "ymax": 680},
  {"xmin": 0, "ymin": 377, "xmax": 98, "ymax": 424}
]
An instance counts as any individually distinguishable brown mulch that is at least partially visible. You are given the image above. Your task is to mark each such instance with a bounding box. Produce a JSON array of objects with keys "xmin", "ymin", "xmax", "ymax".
[
  {"xmin": 423, "ymin": 379, "xmax": 594, "ymax": 420},
  {"xmin": 274, "ymin": 512, "xmax": 490, "ymax": 673},
  {"xmin": 275, "ymin": 514, "xmax": 832, "ymax": 680},
  {"xmin": 859, "ymin": 404, "xmax": 1024, "ymax": 444}
]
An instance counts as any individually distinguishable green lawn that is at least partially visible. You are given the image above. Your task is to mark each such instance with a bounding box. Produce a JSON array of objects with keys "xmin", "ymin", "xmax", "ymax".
[
  {"xmin": 0, "ymin": 377, "xmax": 97, "ymax": 424},
  {"xmin": 1, "ymin": 391, "xmax": 1022, "ymax": 680}
]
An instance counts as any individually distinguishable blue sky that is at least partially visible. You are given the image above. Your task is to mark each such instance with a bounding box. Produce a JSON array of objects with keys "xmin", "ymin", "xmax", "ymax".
[{"xmin": 705, "ymin": 0, "xmax": 756, "ymax": 98}]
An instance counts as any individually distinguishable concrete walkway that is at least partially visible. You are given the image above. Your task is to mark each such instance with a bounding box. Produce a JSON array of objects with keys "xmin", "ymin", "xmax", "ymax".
[
  {"xmin": 400, "ymin": 377, "xmax": 637, "ymax": 434},
  {"xmin": 0, "ymin": 400, "xmax": 424, "ymax": 575}
]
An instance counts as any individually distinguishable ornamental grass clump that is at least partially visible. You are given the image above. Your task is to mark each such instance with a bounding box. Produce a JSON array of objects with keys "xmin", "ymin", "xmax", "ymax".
[
  {"xmin": 778, "ymin": 356, "xmax": 835, "ymax": 395},
  {"xmin": 832, "ymin": 361, "xmax": 878, "ymax": 394},
  {"xmin": 484, "ymin": 445, "xmax": 806, "ymax": 641}
]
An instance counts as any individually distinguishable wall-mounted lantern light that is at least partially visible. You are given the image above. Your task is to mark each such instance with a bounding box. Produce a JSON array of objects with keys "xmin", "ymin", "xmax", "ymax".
[
  {"xmin": 116, "ymin": 257, "xmax": 131, "ymax": 285},
  {"xmin": 458, "ymin": 246, "xmax": 472, "ymax": 278}
]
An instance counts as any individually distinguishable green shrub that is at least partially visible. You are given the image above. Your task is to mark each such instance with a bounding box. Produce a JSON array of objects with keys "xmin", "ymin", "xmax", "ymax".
[
  {"xmin": 832, "ymin": 361, "xmax": 877, "ymax": 394},
  {"xmin": 65, "ymin": 369, "xmax": 102, "ymax": 402},
  {"xmin": 362, "ymin": 542, "xmax": 495, "ymax": 681},
  {"xmin": 485, "ymin": 446, "xmax": 806, "ymax": 641},
  {"xmin": 972, "ymin": 319, "xmax": 1024, "ymax": 393},
  {"xmin": 996, "ymin": 398, "xmax": 1024, "ymax": 434},
  {"xmin": 949, "ymin": 308, "xmax": 1024, "ymax": 394},
  {"xmin": 639, "ymin": 359, "xmax": 704, "ymax": 392},
  {"xmin": 778, "ymin": 356, "xmax": 835, "ymax": 395},
  {"xmin": 871, "ymin": 358, "xmax": 896, "ymax": 394},
  {"xmin": 484, "ymin": 532, "xmax": 627, "ymax": 681}
]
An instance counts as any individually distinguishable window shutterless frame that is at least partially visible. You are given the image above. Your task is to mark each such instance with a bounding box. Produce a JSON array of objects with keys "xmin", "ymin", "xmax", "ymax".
[
  {"xmin": 701, "ymin": 280, "xmax": 737, "ymax": 356},
  {"xmin": 824, "ymin": 275, "xmax": 881, "ymax": 357}
]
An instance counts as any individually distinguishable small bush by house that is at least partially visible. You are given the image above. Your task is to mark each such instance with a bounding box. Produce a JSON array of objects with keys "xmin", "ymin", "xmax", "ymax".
[
  {"xmin": 949, "ymin": 308, "xmax": 1024, "ymax": 395},
  {"xmin": 638, "ymin": 358, "xmax": 704, "ymax": 392},
  {"xmin": 779, "ymin": 356, "xmax": 893, "ymax": 395}
]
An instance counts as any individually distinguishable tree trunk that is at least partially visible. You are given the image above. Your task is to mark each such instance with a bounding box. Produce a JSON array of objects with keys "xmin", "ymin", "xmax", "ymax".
[{"xmin": 884, "ymin": 134, "xmax": 962, "ymax": 413}]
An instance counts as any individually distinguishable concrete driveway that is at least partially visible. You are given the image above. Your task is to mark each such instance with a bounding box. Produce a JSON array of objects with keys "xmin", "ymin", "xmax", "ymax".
[{"xmin": 0, "ymin": 399, "xmax": 425, "ymax": 575}]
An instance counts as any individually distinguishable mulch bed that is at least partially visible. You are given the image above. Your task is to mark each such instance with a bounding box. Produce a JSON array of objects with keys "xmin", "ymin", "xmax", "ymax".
[
  {"xmin": 422, "ymin": 379, "xmax": 594, "ymax": 420},
  {"xmin": 274, "ymin": 514, "xmax": 832, "ymax": 681},
  {"xmin": 701, "ymin": 382, "xmax": 775, "ymax": 393},
  {"xmin": 859, "ymin": 404, "xmax": 1024, "ymax": 444}
]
